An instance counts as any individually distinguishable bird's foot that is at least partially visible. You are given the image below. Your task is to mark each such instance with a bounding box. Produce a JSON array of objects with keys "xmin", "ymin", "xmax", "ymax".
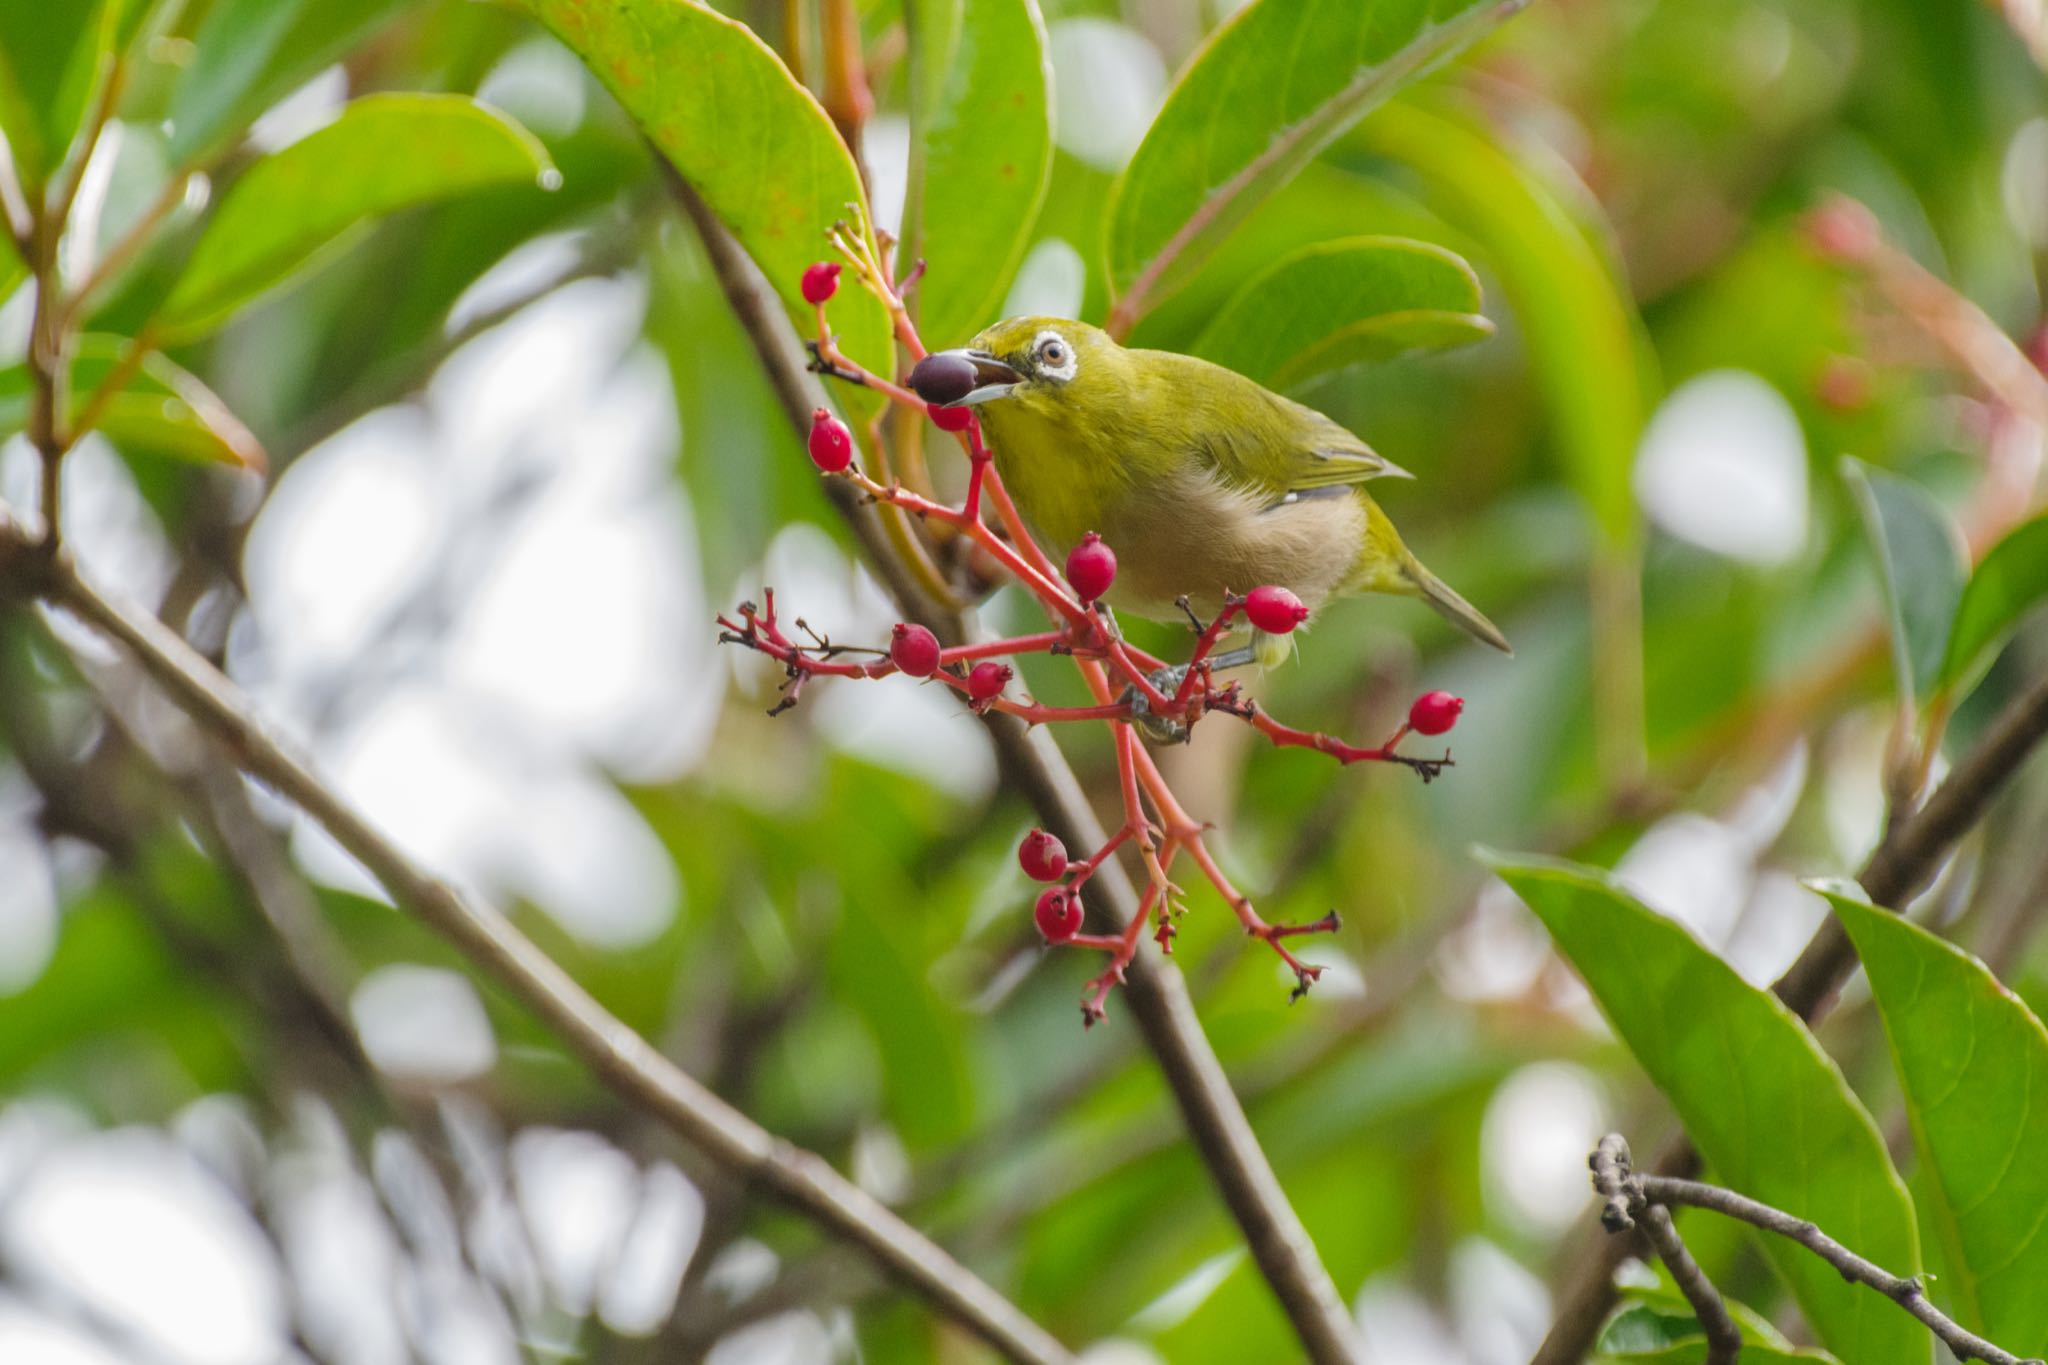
[
  {"xmin": 1145, "ymin": 645, "xmax": 1258, "ymax": 698},
  {"xmin": 1119, "ymin": 683, "xmax": 1188, "ymax": 744}
]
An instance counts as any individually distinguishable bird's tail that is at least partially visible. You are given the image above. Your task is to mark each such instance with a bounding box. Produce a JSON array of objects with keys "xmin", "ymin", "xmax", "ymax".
[{"xmin": 1404, "ymin": 561, "xmax": 1512, "ymax": 655}]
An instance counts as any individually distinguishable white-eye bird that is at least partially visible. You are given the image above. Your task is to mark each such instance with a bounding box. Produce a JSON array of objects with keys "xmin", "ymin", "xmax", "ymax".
[{"xmin": 910, "ymin": 317, "xmax": 1510, "ymax": 666}]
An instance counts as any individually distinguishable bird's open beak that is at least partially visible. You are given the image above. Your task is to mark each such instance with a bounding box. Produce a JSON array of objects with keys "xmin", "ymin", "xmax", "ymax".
[{"xmin": 947, "ymin": 350, "xmax": 1025, "ymax": 406}]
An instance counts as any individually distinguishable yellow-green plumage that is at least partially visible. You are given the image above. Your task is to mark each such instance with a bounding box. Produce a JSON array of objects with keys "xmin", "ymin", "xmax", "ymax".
[{"xmin": 951, "ymin": 316, "xmax": 1510, "ymax": 656}]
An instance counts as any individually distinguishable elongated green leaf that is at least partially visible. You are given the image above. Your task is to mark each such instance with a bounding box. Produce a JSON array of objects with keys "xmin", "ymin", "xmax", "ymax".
[
  {"xmin": 1356, "ymin": 99, "xmax": 1649, "ymax": 547},
  {"xmin": 1190, "ymin": 236, "xmax": 1491, "ymax": 391},
  {"xmin": 513, "ymin": 0, "xmax": 892, "ymax": 412},
  {"xmin": 1843, "ymin": 459, "xmax": 1968, "ymax": 706},
  {"xmin": 0, "ymin": 335, "xmax": 264, "ymax": 468},
  {"xmin": 1104, "ymin": 0, "xmax": 1524, "ymax": 330},
  {"xmin": 1939, "ymin": 513, "xmax": 2048, "ymax": 695},
  {"xmin": 1487, "ymin": 853, "xmax": 1921, "ymax": 1365},
  {"xmin": 0, "ymin": 0, "xmax": 116, "ymax": 195},
  {"xmin": 905, "ymin": 0, "xmax": 1053, "ymax": 347},
  {"xmin": 168, "ymin": 0, "xmax": 411, "ymax": 164},
  {"xmin": 160, "ymin": 95, "xmax": 552, "ymax": 337},
  {"xmin": 1823, "ymin": 884, "xmax": 2048, "ymax": 1356}
]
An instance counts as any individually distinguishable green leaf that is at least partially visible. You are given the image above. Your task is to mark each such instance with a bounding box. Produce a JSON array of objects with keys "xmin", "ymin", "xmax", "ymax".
[
  {"xmin": 1486, "ymin": 852, "xmax": 1922, "ymax": 1365},
  {"xmin": 1355, "ymin": 99, "xmax": 1650, "ymax": 548},
  {"xmin": 1598, "ymin": 1290, "xmax": 1840, "ymax": 1363},
  {"xmin": 1842, "ymin": 458, "xmax": 1968, "ymax": 707},
  {"xmin": 160, "ymin": 94, "xmax": 554, "ymax": 338},
  {"xmin": 0, "ymin": 335, "xmax": 264, "ymax": 468},
  {"xmin": 167, "ymin": 0, "xmax": 412, "ymax": 165},
  {"xmin": 1104, "ymin": 0, "xmax": 1524, "ymax": 330},
  {"xmin": 1601, "ymin": 1345, "xmax": 1836, "ymax": 1365},
  {"xmin": 1938, "ymin": 513, "xmax": 2048, "ymax": 696},
  {"xmin": 1823, "ymin": 883, "xmax": 2048, "ymax": 1356},
  {"xmin": 1189, "ymin": 235, "xmax": 1492, "ymax": 391},
  {"xmin": 512, "ymin": 0, "xmax": 892, "ymax": 414},
  {"xmin": 904, "ymin": 0, "xmax": 1053, "ymax": 348},
  {"xmin": 0, "ymin": 0, "xmax": 122, "ymax": 196}
]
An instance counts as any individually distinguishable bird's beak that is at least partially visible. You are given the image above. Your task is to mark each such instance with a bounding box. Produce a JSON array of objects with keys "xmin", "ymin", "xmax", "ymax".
[{"xmin": 948, "ymin": 350, "xmax": 1025, "ymax": 406}]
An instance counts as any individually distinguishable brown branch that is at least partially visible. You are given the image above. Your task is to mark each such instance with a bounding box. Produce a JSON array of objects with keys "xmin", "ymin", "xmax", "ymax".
[
  {"xmin": 1595, "ymin": 1134, "xmax": 2044, "ymax": 1365},
  {"xmin": 1533, "ymin": 662, "xmax": 2048, "ymax": 1365},
  {"xmin": 666, "ymin": 170, "xmax": 1365, "ymax": 1362},
  {"xmin": 1588, "ymin": 1136, "xmax": 1740, "ymax": 1365},
  {"xmin": 0, "ymin": 518, "xmax": 1070, "ymax": 1365}
]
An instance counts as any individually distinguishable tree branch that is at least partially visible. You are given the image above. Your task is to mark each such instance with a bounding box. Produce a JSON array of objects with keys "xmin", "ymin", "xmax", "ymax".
[
  {"xmin": 1534, "ymin": 663, "xmax": 2048, "ymax": 1365},
  {"xmin": 665, "ymin": 170, "xmax": 1366, "ymax": 1362},
  {"xmin": 1593, "ymin": 1133, "xmax": 2045, "ymax": 1365},
  {"xmin": 1588, "ymin": 1136, "xmax": 1740, "ymax": 1365},
  {"xmin": 0, "ymin": 518, "xmax": 1070, "ymax": 1365}
]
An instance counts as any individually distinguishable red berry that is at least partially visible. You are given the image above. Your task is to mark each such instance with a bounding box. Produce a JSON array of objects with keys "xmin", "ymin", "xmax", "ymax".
[
  {"xmin": 1814, "ymin": 355, "xmax": 1871, "ymax": 413},
  {"xmin": 1244, "ymin": 585, "xmax": 1309, "ymax": 634},
  {"xmin": 929, "ymin": 403, "xmax": 973, "ymax": 432},
  {"xmin": 967, "ymin": 661, "xmax": 1012, "ymax": 702},
  {"xmin": 890, "ymin": 622, "xmax": 941, "ymax": 677},
  {"xmin": 807, "ymin": 408, "xmax": 852, "ymax": 472},
  {"xmin": 801, "ymin": 261, "xmax": 841, "ymax": 304},
  {"xmin": 1034, "ymin": 886, "xmax": 1082, "ymax": 942},
  {"xmin": 1408, "ymin": 690, "xmax": 1463, "ymax": 736},
  {"xmin": 1018, "ymin": 829, "xmax": 1068, "ymax": 882},
  {"xmin": 1804, "ymin": 199, "xmax": 1878, "ymax": 264},
  {"xmin": 1064, "ymin": 532, "xmax": 1117, "ymax": 603}
]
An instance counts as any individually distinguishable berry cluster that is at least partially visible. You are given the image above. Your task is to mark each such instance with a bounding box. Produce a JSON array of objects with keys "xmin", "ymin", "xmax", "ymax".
[{"xmin": 717, "ymin": 229, "xmax": 1466, "ymax": 1024}]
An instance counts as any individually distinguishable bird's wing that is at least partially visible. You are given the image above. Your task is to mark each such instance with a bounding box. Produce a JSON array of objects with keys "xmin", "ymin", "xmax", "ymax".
[
  {"xmin": 1144, "ymin": 349, "xmax": 1414, "ymax": 499},
  {"xmin": 1284, "ymin": 403, "xmax": 1414, "ymax": 489}
]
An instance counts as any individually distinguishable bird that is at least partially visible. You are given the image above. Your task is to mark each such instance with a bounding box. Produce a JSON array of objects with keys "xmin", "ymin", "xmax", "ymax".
[{"xmin": 907, "ymin": 316, "xmax": 1510, "ymax": 668}]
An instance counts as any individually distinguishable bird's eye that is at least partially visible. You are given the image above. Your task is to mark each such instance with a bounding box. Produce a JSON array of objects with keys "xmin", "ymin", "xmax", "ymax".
[{"xmin": 1039, "ymin": 339, "xmax": 1068, "ymax": 367}]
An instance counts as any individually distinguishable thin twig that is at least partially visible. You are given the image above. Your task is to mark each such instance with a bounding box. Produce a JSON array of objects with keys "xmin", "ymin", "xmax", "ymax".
[
  {"xmin": 1588, "ymin": 1136, "xmax": 1741, "ymax": 1365},
  {"xmin": 0, "ymin": 517, "xmax": 1070, "ymax": 1365},
  {"xmin": 1638, "ymin": 1172, "xmax": 2042, "ymax": 1365},
  {"xmin": 664, "ymin": 170, "xmax": 1366, "ymax": 1362},
  {"xmin": 1594, "ymin": 1134, "xmax": 2043, "ymax": 1365},
  {"xmin": 1533, "ymin": 663, "xmax": 2048, "ymax": 1365}
]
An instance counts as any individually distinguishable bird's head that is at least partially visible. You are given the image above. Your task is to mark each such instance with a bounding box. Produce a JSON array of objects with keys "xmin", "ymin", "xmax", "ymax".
[{"xmin": 908, "ymin": 318, "xmax": 1122, "ymax": 420}]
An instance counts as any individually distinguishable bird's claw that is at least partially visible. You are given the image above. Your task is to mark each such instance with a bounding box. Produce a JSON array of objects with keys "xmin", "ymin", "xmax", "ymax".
[{"xmin": 1118, "ymin": 683, "xmax": 1188, "ymax": 744}]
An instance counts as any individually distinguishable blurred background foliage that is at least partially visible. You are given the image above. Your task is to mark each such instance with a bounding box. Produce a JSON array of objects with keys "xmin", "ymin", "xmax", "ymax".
[{"xmin": 1, "ymin": 0, "xmax": 2047, "ymax": 1361}]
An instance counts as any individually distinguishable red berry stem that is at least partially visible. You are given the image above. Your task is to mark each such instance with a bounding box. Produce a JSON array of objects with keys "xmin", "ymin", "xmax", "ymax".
[
  {"xmin": 1174, "ymin": 594, "xmax": 1245, "ymax": 706},
  {"xmin": 1231, "ymin": 700, "xmax": 1453, "ymax": 782}
]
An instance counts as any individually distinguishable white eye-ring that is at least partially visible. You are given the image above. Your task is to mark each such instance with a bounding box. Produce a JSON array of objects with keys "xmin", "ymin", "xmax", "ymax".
[{"xmin": 1033, "ymin": 330, "xmax": 1077, "ymax": 381}]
